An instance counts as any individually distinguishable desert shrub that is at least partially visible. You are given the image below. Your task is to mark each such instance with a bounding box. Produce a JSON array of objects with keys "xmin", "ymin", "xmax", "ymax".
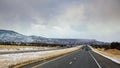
[
  {"xmin": 110, "ymin": 42, "xmax": 120, "ymax": 50},
  {"xmin": 91, "ymin": 42, "xmax": 120, "ymax": 50}
]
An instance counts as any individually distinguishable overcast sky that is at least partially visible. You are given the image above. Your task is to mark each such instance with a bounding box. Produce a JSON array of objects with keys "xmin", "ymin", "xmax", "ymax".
[{"xmin": 0, "ymin": 0, "xmax": 120, "ymax": 42}]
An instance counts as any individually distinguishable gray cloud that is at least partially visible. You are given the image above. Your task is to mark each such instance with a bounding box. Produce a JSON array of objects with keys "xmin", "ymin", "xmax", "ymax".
[{"xmin": 0, "ymin": 0, "xmax": 120, "ymax": 42}]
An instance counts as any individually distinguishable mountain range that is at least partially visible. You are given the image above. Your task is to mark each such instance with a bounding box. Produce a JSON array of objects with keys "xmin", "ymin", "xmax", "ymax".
[{"xmin": 0, "ymin": 29, "xmax": 107, "ymax": 45}]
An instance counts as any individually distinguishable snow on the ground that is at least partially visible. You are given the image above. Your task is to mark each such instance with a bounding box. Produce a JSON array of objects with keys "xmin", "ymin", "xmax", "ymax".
[
  {"xmin": 0, "ymin": 50, "xmax": 56, "ymax": 68},
  {"xmin": 89, "ymin": 46, "xmax": 120, "ymax": 64},
  {"xmin": 0, "ymin": 46, "xmax": 81, "ymax": 68},
  {"xmin": 0, "ymin": 47, "xmax": 53, "ymax": 52},
  {"xmin": 0, "ymin": 48, "xmax": 36, "ymax": 52}
]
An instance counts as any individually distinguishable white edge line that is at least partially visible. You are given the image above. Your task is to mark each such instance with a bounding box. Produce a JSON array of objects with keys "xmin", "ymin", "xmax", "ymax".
[
  {"xmin": 89, "ymin": 46, "xmax": 120, "ymax": 64},
  {"xmin": 88, "ymin": 51, "xmax": 102, "ymax": 68}
]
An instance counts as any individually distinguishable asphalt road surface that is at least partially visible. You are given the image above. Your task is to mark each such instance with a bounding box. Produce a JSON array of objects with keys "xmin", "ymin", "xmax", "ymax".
[{"xmin": 23, "ymin": 46, "xmax": 120, "ymax": 68}]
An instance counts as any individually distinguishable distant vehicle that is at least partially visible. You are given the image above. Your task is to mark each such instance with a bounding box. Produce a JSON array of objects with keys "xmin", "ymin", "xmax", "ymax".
[{"xmin": 84, "ymin": 45, "xmax": 89, "ymax": 51}]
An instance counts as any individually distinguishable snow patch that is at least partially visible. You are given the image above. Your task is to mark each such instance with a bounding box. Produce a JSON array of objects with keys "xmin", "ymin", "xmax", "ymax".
[{"xmin": 0, "ymin": 46, "xmax": 81, "ymax": 68}]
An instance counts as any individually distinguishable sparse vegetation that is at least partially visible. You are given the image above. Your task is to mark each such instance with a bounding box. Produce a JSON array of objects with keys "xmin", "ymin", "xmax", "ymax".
[
  {"xmin": 0, "ymin": 45, "xmax": 57, "ymax": 50},
  {"xmin": 0, "ymin": 46, "xmax": 82, "ymax": 68},
  {"xmin": 91, "ymin": 42, "xmax": 120, "ymax": 62},
  {"xmin": 91, "ymin": 42, "xmax": 120, "ymax": 50},
  {"xmin": 0, "ymin": 41, "xmax": 66, "ymax": 47},
  {"xmin": 110, "ymin": 42, "xmax": 120, "ymax": 50}
]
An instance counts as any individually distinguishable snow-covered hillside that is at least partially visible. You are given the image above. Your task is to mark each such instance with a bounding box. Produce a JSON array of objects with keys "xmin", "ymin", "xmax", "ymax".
[
  {"xmin": 0, "ymin": 29, "xmax": 107, "ymax": 45},
  {"xmin": 0, "ymin": 30, "xmax": 33, "ymax": 42}
]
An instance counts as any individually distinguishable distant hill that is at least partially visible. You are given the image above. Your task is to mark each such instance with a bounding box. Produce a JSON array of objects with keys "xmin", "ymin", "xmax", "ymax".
[
  {"xmin": 0, "ymin": 30, "xmax": 44, "ymax": 42},
  {"xmin": 0, "ymin": 29, "xmax": 108, "ymax": 45}
]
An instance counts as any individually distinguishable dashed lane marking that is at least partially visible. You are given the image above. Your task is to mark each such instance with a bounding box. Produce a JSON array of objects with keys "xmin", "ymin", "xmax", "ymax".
[{"xmin": 69, "ymin": 61, "xmax": 72, "ymax": 64}]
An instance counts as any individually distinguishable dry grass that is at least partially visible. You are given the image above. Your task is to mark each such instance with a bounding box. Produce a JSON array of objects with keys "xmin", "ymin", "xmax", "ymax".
[
  {"xmin": 10, "ymin": 46, "xmax": 82, "ymax": 68},
  {"xmin": 95, "ymin": 48, "xmax": 120, "ymax": 58},
  {"xmin": 0, "ymin": 45, "xmax": 58, "ymax": 50},
  {"xmin": 0, "ymin": 46, "xmax": 82, "ymax": 68}
]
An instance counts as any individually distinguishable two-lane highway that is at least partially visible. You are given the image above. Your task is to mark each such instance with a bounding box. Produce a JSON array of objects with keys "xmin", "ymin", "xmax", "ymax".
[{"xmin": 23, "ymin": 46, "xmax": 120, "ymax": 68}]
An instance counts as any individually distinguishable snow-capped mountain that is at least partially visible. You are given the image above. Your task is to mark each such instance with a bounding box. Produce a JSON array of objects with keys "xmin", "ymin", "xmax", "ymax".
[
  {"xmin": 0, "ymin": 30, "xmax": 33, "ymax": 42},
  {"xmin": 0, "ymin": 29, "xmax": 106, "ymax": 45},
  {"xmin": 0, "ymin": 30, "xmax": 56, "ymax": 43}
]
